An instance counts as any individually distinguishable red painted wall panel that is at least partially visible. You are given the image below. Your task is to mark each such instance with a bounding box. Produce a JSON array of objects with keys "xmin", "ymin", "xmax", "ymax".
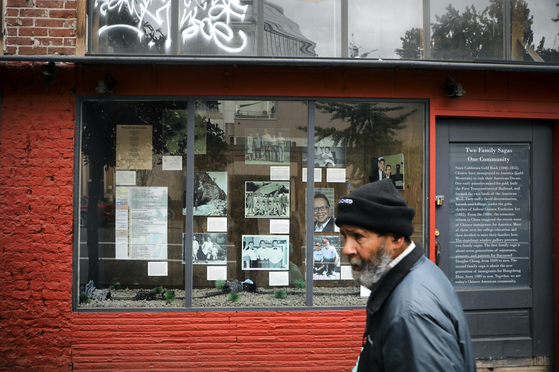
[{"xmin": 1, "ymin": 62, "xmax": 558, "ymax": 370}]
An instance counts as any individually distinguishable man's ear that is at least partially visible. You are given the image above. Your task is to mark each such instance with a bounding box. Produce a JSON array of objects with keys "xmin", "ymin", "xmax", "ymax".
[{"xmin": 390, "ymin": 235, "xmax": 407, "ymax": 255}]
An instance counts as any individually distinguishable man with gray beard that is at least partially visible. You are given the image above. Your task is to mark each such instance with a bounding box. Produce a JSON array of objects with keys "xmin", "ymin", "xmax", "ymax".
[{"xmin": 335, "ymin": 179, "xmax": 475, "ymax": 372}]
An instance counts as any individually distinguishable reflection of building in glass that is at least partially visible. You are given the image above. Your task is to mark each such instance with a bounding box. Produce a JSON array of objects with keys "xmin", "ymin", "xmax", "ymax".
[
  {"xmin": 263, "ymin": 2, "xmax": 317, "ymax": 57},
  {"xmin": 92, "ymin": 0, "xmax": 316, "ymax": 57}
]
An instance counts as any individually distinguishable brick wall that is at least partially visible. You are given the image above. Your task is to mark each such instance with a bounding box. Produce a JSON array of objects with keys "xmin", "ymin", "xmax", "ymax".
[
  {"xmin": 0, "ymin": 62, "xmax": 76, "ymax": 370},
  {"xmin": 4, "ymin": 0, "xmax": 77, "ymax": 55},
  {"xmin": 0, "ymin": 62, "xmax": 365, "ymax": 371},
  {"xmin": 72, "ymin": 311, "xmax": 365, "ymax": 371}
]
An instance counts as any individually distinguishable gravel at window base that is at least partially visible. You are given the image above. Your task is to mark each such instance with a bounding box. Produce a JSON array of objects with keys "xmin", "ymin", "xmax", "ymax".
[{"xmin": 78, "ymin": 287, "xmax": 368, "ymax": 308}]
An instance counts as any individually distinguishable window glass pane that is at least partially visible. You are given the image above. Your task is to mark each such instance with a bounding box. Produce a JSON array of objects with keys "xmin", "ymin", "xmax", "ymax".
[
  {"xmin": 430, "ymin": 0, "xmax": 505, "ymax": 61},
  {"xmin": 311, "ymin": 101, "xmax": 425, "ymax": 306},
  {"xmin": 349, "ymin": 0, "xmax": 421, "ymax": 60},
  {"xmin": 515, "ymin": 0, "xmax": 559, "ymax": 63},
  {"xmin": 90, "ymin": 0, "xmax": 174, "ymax": 54},
  {"xmin": 77, "ymin": 98, "xmax": 425, "ymax": 310},
  {"xmin": 178, "ymin": 1, "xmax": 256, "ymax": 56},
  {"xmin": 191, "ymin": 100, "xmax": 308, "ymax": 308},
  {"xmin": 78, "ymin": 101, "xmax": 188, "ymax": 308},
  {"xmin": 263, "ymin": 0, "xmax": 340, "ymax": 57}
]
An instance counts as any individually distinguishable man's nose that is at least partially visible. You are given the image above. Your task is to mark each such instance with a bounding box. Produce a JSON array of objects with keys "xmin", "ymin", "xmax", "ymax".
[{"xmin": 342, "ymin": 241, "xmax": 356, "ymax": 257}]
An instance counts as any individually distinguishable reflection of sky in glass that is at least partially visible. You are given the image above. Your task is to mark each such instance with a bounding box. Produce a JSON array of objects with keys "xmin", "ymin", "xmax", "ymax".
[
  {"xmin": 266, "ymin": 0, "xmax": 341, "ymax": 57},
  {"xmin": 524, "ymin": 0, "xmax": 559, "ymax": 50},
  {"xmin": 349, "ymin": 0, "xmax": 421, "ymax": 60}
]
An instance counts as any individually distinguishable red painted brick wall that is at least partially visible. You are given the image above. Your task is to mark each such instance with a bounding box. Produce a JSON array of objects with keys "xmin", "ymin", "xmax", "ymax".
[
  {"xmin": 4, "ymin": 0, "xmax": 77, "ymax": 55},
  {"xmin": 3, "ymin": 61, "xmax": 557, "ymax": 370},
  {"xmin": 72, "ymin": 311, "xmax": 365, "ymax": 371},
  {"xmin": 0, "ymin": 62, "xmax": 76, "ymax": 370},
  {"xmin": 0, "ymin": 62, "xmax": 366, "ymax": 371}
]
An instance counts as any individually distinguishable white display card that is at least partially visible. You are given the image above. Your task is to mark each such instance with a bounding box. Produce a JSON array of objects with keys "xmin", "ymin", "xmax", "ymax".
[
  {"xmin": 326, "ymin": 168, "xmax": 346, "ymax": 183},
  {"xmin": 302, "ymin": 168, "xmax": 322, "ymax": 183},
  {"xmin": 269, "ymin": 271, "xmax": 289, "ymax": 286},
  {"xmin": 270, "ymin": 166, "xmax": 290, "ymax": 181},
  {"xmin": 162, "ymin": 156, "xmax": 183, "ymax": 171},
  {"xmin": 341, "ymin": 266, "xmax": 353, "ymax": 280},
  {"xmin": 148, "ymin": 262, "xmax": 168, "ymax": 276},
  {"xmin": 116, "ymin": 170, "xmax": 136, "ymax": 186},
  {"xmin": 270, "ymin": 219, "xmax": 290, "ymax": 234},
  {"xmin": 207, "ymin": 266, "xmax": 227, "ymax": 281},
  {"xmin": 207, "ymin": 217, "xmax": 227, "ymax": 232}
]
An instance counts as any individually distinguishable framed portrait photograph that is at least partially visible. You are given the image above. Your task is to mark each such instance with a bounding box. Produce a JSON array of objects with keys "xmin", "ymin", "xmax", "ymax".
[
  {"xmin": 313, "ymin": 235, "xmax": 342, "ymax": 280},
  {"xmin": 191, "ymin": 233, "xmax": 227, "ymax": 265},
  {"xmin": 242, "ymin": 235, "xmax": 289, "ymax": 270},
  {"xmin": 245, "ymin": 181, "xmax": 290, "ymax": 218},
  {"xmin": 370, "ymin": 154, "xmax": 404, "ymax": 190},
  {"xmin": 305, "ymin": 187, "xmax": 336, "ymax": 233},
  {"xmin": 245, "ymin": 128, "xmax": 290, "ymax": 165}
]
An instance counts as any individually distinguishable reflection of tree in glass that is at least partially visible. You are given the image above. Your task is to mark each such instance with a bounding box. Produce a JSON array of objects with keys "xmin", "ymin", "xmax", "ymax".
[
  {"xmin": 349, "ymin": 34, "xmax": 377, "ymax": 58},
  {"xmin": 396, "ymin": 0, "xmax": 540, "ymax": 61},
  {"xmin": 395, "ymin": 28, "xmax": 421, "ymax": 59},
  {"xmin": 194, "ymin": 117, "xmax": 230, "ymax": 171},
  {"xmin": 298, "ymin": 102, "xmax": 415, "ymax": 180},
  {"xmin": 536, "ymin": 3, "xmax": 559, "ymax": 62}
]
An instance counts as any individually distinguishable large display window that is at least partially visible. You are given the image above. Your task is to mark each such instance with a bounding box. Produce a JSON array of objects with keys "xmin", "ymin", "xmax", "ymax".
[{"xmin": 75, "ymin": 98, "xmax": 425, "ymax": 309}]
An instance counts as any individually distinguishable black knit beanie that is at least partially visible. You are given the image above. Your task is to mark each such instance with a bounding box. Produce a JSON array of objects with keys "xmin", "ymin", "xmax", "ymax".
[{"xmin": 335, "ymin": 178, "xmax": 415, "ymax": 237}]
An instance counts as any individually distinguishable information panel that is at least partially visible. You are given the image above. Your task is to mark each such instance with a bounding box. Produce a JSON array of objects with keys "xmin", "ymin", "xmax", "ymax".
[
  {"xmin": 449, "ymin": 144, "xmax": 530, "ymax": 288},
  {"xmin": 115, "ymin": 187, "xmax": 168, "ymax": 260}
]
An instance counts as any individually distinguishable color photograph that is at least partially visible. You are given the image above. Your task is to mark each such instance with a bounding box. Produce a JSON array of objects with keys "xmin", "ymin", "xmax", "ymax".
[
  {"xmin": 370, "ymin": 153, "xmax": 404, "ymax": 190},
  {"xmin": 313, "ymin": 235, "xmax": 341, "ymax": 280},
  {"xmin": 305, "ymin": 188, "xmax": 336, "ymax": 233}
]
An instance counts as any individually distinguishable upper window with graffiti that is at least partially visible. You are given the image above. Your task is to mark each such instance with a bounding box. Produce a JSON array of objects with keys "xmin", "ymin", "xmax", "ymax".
[
  {"xmin": 89, "ymin": 0, "xmax": 324, "ymax": 56},
  {"xmin": 89, "ymin": 0, "xmax": 559, "ymax": 63}
]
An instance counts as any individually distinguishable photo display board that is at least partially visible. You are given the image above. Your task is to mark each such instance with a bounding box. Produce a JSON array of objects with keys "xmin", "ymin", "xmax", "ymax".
[{"xmin": 449, "ymin": 144, "xmax": 530, "ymax": 289}]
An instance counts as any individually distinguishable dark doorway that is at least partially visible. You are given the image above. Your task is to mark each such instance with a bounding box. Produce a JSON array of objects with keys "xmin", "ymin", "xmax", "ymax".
[{"xmin": 435, "ymin": 120, "xmax": 553, "ymax": 368}]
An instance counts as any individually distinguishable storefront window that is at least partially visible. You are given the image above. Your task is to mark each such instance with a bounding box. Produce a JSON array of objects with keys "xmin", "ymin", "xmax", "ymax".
[
  {"xmin": 76, "ymin": 98, "xmax": 425, "ymax": 310},
  {"xmin": 78, "ymin": 101, "xmax": 188, "ymax": 307}
]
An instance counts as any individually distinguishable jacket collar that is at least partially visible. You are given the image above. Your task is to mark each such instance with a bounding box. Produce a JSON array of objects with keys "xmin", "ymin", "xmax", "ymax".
[
  {"xmin": 361, "ymin": 243, "xmax": 424, "ymax": 345},
  {"xmin": 366, "ymin": 243, "xmax": 424, "ymax": 315}
]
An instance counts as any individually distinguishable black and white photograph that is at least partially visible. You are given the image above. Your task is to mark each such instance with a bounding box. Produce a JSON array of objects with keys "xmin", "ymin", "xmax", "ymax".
[
  {"xmin": 313, "ymin": 236, "xmax": 341, "ymax": 280},
  {"xmin": 245, "ymin": 128, "xmax": 290, "ymax": 165},
  {"xmin": 245, "ymin": 181, "xmax": 290, "ymax": 218},
  {"xmin": 370, "ymin": 153, "xmax": 404, "ymax": 190},
  {"xmin": 193, "ymin": 171, "xmax": 227, "ymax": 216},
  {"xmin": 302, "ymin": 138, "xmax": 346, "ymax": 168},
  {"xmin": 188, "ymin": 233, "xmax": 227, "ymax": 265},
  {"xmin": 242, "ymin": 235, "xmax": 289, "ymax": 270}
]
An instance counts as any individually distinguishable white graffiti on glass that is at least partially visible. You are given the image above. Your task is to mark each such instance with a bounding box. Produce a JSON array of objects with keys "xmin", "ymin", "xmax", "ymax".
[
  {"xmin": 180, "ymin": 0, "xmax": 248, "ymax": 53},
  {"xmin": 94, "ymin": 0, "xmax": 249, "ymax": 53},
  {"xmin": 96, "ymin": 0, "xmax": 173, "ymax": 50}
]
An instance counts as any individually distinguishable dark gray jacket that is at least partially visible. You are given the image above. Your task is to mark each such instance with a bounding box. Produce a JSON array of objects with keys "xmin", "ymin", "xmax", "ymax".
[{"xmin": 357, "ymin": 243, "xmax": 476, "ymax": 372}]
